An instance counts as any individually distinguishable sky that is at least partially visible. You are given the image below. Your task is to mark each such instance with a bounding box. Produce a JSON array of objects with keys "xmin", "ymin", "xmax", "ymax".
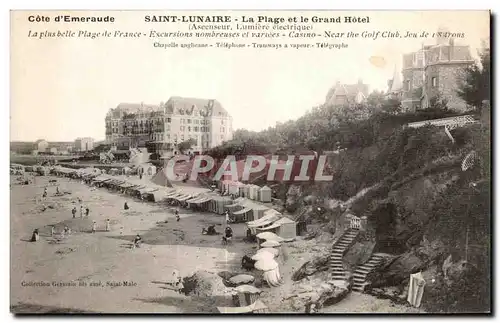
[{"xmin": 10, "ymin": 10, "xmax": 490, "ymax": 142}]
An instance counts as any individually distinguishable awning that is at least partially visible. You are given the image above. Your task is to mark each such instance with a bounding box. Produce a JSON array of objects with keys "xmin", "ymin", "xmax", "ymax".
[
  {"xmin": 186, "ymin": 197, "xmax": 202, "ymax": 203},
  {"xmin": 247, "ymin": 213, "xmax": 280, "ymax": 227},
  {"xmin": 257, "ymin": 221, "xmax": 281, "ymax": 231},
  {"xmin": 167, "ymin": 193, "xmax": 184, "ymax": 199},
  {"xmin": 234, "ymin": 207, "xmax": 252, "ymax": 215},
  {"xmin": 225, "ymin": 203, "xmax": 241, "ymax": 208},
  {"xmin": 195, "ymin": 197, "xmax": 211, "ymax": 203},
  {"xmin": 177, "ymin": 195, "xmax": 192, "ymax": 202}
]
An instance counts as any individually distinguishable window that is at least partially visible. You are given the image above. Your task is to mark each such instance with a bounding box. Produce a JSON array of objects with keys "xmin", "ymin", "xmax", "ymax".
[
  {"xmin": 187, "ymin": 119, "xmax": 192, "ymax": 124},
  {"xmin": 188, "ymin": 126, "xmax": 191, "ymax": 132},
  {"xmin": 167, "ymin": 118, "xmax": 171, "ymax": 123},
  {"xmin": 431, "ymin": 77, "xmax": 437, "ymax": 87},
  {"xmin": 181, "ymin": 119, "xmax": 185, "ymax": 124},
  {"xmin": 194, "ymin": 126, "xmax": 199, "ymax": 132}
]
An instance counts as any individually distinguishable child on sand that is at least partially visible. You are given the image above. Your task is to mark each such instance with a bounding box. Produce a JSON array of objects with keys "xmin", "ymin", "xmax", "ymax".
[
  {"xmin": 92, "ymin": 221, "xmax": 97, "ymax": 233},
  {"xmin": 124, "ymin": 202, "xmax": 129, "ymax": 210},
  {"xmin": 105, "ymin": 219, "xmax": 110, "ymax": 232},
  {"xmin": 30, "ymin": 229, "xmax": 39, "ymax": 242},
  {"xmin": 80, "ymin": 205, "xmax": 84, "ymax": 218},
  {"xmin": 133, "ymin": 234, "xmax": 142, "ymax": 248},
  {"xmin": 71, "ymin": 207, "xmax": 77, "ymax": 218}
]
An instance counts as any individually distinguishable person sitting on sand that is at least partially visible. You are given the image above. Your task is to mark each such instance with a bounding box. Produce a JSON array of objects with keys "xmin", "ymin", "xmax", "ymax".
[
  {"xmin": 133, "ymin": 234, "xmax": 142, "ymax": 248},
  {"xmin": 30, "ymin": 229, "xmax": 39, "ymax": 242},
  {"xmin": 225, "ymin": 226, "xmax": 233, "ymax": 239},
  {"xmin": 105, "ymin": 219, "xmax": 110, "ymax": 232},
  {"xmin": 42, "ymin": 188, "xmax": 47, "ymax": 198},
  {"xmin": 71, "ymin": 207, "xmax": 77, "ymax": 218},
  {"xmin": 124, "ymin": 202, "xmax": 129, "ymax": 210},
  {"xmin": 92, "ymin": 221, "xmax": 97, "ymax": 233},
  {"xmin": 64, "ymin": 226, "xmax": 71, "ymax": 235},
  {"xmin": 202, "ymin": 225, "xmax": 217, "ymax": 235}
]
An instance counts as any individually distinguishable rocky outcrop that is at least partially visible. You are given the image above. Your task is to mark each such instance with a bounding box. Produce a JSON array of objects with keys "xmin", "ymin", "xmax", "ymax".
[
  {"xmin": 292, "ymin": 254, "xmax": 330, "ymax": 281},
  {"xmin": 284, "ymin": 275, "xmax": 350, "ymax": 312}
]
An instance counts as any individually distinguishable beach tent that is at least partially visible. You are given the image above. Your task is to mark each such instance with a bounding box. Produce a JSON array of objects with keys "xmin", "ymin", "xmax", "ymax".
[
  {"xmin": 407, "ymin": 272, "xmax": 426, "ymax": 308},
  {"xmin": 122, "ymin": 167, "xmax": 133, "ymax": 175},
  {"xmin": 241, "ymin": 184, "xmax": 251, "ymax": 198},
  {"xmin": 207, "ymin": 196, "xmax": 233, "ymax": 214},
  {"xmin": 151, "ymin": 168, "xmax": 173, "ymax": 188},
  {"xmin": 232, "ymin": 207, "xmax": 253, "ymax": 223},
  {"xmin": 257, "ymin": 216, "xmax": 297, "ymax": 240},
  {"xmin": 249, "ymin": 204, "xmax": 269, "ymax": 221},
  {"xmin": 259, "ymin": 186, "xmax": 272, "ymax": 203},
  {"xmin": 137, "ymin": 164, "xmax": 157, "ymax": 176},
  {"xmin": 248, "ymin": 185, "xmax": 260, "ymax": 200}
]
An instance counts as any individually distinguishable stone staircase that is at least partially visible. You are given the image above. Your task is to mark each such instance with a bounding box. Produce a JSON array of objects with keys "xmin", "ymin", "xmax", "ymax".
[
  {"xmin": 351, "ymin": 253, "xmax": 385, "ymax": 292},
  {"xmin": 328, "ymin": 228, "xmax": 359, "ymax": 281}
]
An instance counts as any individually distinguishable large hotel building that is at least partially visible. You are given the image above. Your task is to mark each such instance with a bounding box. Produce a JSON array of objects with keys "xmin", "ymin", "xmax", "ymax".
[{"xmin": 105, "ymin": 96, "xmax": 233, "ymax": 156}]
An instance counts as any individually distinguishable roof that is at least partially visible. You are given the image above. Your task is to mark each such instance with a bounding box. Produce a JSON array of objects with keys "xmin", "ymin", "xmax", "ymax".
[
  {"xmin": 115, "ymin": 103, "xmax": 162, "ymax": 114},
  {"xmin": 165, "ymin": 96, "xmax": 229, "ymax": 117},
  {"xmin": 325, "ymin": 81, "xmax": 369, "ymax": 105}
]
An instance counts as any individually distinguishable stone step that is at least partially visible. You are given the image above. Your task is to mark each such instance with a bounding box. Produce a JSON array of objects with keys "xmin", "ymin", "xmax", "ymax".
[
  {"xmin": 329, "ymin": 264, "xmax": 344, "ymax": 268},
  {"xmin": 354, "ymin": 267, "xmax": 371, "ymax": 274},
  {"xmin": 336, "ymin": 242, "xmax": 350, "ymax": 246},
  {"xmin": 353, "ymin": 272, "xmax": 368, "ymax": 278},
  {"xmin": 353, "ymin": 277, "xmax": 365, "ymax": 282}
]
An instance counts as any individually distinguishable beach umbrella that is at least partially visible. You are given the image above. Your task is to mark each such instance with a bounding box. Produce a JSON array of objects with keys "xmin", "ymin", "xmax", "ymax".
[
  {"xmin": 254, "ymin": 258, "xmax": 278, "ymax": 272},
  {"xmin": 228, "ymin": 274, "xmax": 255, "ymax": 285},
  {"xmin": 251, "ymin": 251, "xmax": 275, "ymax": 261},
  {"xmin": 256, "ymin": 232, "xmax": 284, "ymax": 242},
  {"xmin": 234, "ymin": 284, "xmax": 261, "ymax": 294},
  {"xmin": 257, "ymin": 247, "xmax": 279, "ymax": 257},
  {"xmin": 261, "ymin": 240, "xmax": 281, "ymax": 248}
]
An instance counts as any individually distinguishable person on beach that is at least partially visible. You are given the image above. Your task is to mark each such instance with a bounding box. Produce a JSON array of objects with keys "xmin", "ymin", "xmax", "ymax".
[
  {"xmin": 50, "ymin": 225, "xmax": 55, "ymax": 237},
  {"xmin": 175, "ymin": 209, "xmax": 180, "ymax": 222},
  {"xmin": 133, "ymin": 234, "xmax": 142, "ymax": 248},
  {"xmin": 92, "ymin": 221, "xmax": 97, "ymax": 233},
  {"xmin": 30, "ymin": 229, "xmax": 39, "ymax": 242},
  {"xmin": 56, "ymin": 186, "xmax": 60, "ymax": 195},
  {"xmin": 42, "ymin": 187, "xmax": 47, "ymax": 199},
  {"xmin": 80, "ymin": 205, "xmax": 84, "ymax": 218},
  {"xmin": 64, "ymin": 226, "xmax": 71, "ymax": 235},
  {"xmin": 225, "ymin": 210, "xmax": 230, "ymax": 224},
  {"xmin": 105, "ymin": 219, "xmax": 110, "ymax": 232},
  {"xmin": 85, "ymin": 207, "xmax": 90, "ymax": 217},
  {"xmin": 71, "ymin": 207, "xmax": 77, "ymax": 218},
  {"xmin": 124, "ymin": 202, "xmax": 129, "ymax": 210}
]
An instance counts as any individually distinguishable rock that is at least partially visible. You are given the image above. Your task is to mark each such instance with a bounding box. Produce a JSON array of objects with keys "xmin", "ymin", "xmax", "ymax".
[
  {"xmin": 181, "ymin": 270, "xmax": 232, "ymax": 297},
  {"xmin": 303, "ymin": 195, "xmax": 318, "ymax": 205},
  {"xmin": 292, "ymin": 254, "xmax": 330, "ymax": 281},
  {"xmin": 228, "ymin": 274, "xmax": 255, "ymax": 286},
  {"xmin": 218, "ymin": 271, "xmax": 236, "ymax": 281},
  {"xmin": 366, "ymin": 252, "xmax": 426, "ymax": 288}
]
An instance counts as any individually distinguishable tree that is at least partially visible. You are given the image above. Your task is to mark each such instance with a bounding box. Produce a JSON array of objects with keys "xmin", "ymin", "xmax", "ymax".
[
  {"xmin": 457, "ymin": 43, "xmax": 490, "ymax": 111},
  {"xmin": 177, "ymin": 138, "xmax": 197, "ymax": 154}
]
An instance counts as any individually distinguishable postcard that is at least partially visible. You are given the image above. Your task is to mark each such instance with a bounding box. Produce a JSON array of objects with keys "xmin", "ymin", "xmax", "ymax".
[{"xmin": 10, "ymin": 10, "xmax": 491, "ymax": 314}]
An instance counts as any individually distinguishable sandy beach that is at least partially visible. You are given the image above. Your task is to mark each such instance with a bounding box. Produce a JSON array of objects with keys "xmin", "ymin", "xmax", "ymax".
[
  {"xmin": 10, "ymin": 174, "xmax": 419, "ymax": 314},
  {"xmin": 10, "ymin": 175, "xmax": 254, "ymax": 313}
]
